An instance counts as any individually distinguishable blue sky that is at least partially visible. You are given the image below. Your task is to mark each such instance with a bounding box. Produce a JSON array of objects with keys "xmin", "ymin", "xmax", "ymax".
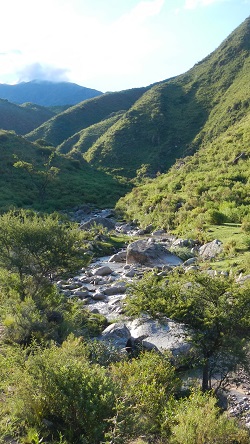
[{"xmin": 0, "ymin": 0, "xmax": 249, "ymax": 92}]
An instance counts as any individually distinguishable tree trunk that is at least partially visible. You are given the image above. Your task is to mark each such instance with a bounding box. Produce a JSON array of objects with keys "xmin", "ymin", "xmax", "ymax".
[{"xmin": 202, "ymin": 357, "xmax": 209, "ymax": 392}]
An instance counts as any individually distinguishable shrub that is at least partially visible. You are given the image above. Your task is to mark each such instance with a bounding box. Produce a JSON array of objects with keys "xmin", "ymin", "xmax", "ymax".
[
  {"xmin": 205, "ymin": 209, "xmax": 226, "ymax": 225},
  {"xmin": 108, "ymin": 351, "xmax": 180, "ymax": 442},
  {"xmin": 169, "ymin": 390, "xmax": 249, "ymax": 443},
  {"xmin": 1, "ymin": 338, "xmax": 116, "ymax": 444},
  {"xmin": 241, "ymin": 214, "xmax": 250, "ymax": 233}
]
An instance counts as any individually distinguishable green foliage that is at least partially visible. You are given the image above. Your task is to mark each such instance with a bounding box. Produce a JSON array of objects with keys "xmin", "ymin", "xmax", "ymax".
[
  {"xmin": 0, "ymin": 98, "xmax": 54, "ymax": 135},
  {"xmin": 0, "ymin": 337, "xmax": 116, "ymax": 444},
  {"xmin": 241, "ymin": 214, "xmax": 250, "ymax": 233},
  {"xmin": 169, "ymin": 390, "xmax": 249, "ymax": 443},
  {"xmin": 116, "ymin": 114, "xmax": 250, "ymax": 237},
  {"xmin": 26, "ymin": 88, "xmax": 147, "ymax": 146},
  {"xmin": 57, "ymin": 111, "xmax": 125, "ymax": 156},
  {"xmin": 0, "ymin": 130, "xmax": 129, "ymax": 211},
  {"xmin": 0, "ymin": 266, "xmax": 107, "ymax": 345},
  {"xmin": 107, "ymin": 351, "xmax": 180, "ymax": 443},
  {"xmin": 0, "ymin": 210, "xmax": 106, "ymax": 344},
  {"xmin": 125, "ymin": 270, "xmax": 250, "ymax": 391},
  {"xmin": 14, "ymin": 152, "xmax": 60, "ymax": 204},
  {"xmin": 0, "ymin": 209, "xmax": 89, "ymax": 283}
]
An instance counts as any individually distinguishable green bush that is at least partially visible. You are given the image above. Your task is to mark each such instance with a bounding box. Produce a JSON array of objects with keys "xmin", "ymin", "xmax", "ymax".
[
  {"xmin": 169, "ymin": 390, "xmax": 249, "ymax": 443},
  {"xmin": 205, "ymin": 209, "xmax": 226, "ymax": 225},
  {"xmin": 241, "ymin": 214, "xmax": 250, "ymax": 233},
  {"xmin": 108, "ymin": 351, "xmax": 180, "ymax": 442},
  {"xmin": 1, "ymin": 338, "xmax": 116, "ymax": 444}
]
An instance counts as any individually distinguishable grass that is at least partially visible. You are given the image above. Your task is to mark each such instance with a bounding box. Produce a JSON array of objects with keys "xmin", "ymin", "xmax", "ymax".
[{"xmin": 204, "ymin": 224, "xmax": 250, "ymax": 274}]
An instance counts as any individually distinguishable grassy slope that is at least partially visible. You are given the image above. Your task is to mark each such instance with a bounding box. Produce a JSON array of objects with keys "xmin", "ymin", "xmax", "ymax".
[
  {"xmin": 0, "ymin": 130, "xmax": 129, "ymax": 211},
  {"xmin": 25, "ymin": 87, "xmax": 147, "ymax": 147},
  {"xmin": 116, "ymin": 111, "xmax": 250, "ymax": 229},
  {"xmin": 84, "ymin": 17, "xmax": 250, "ymax": 179},
  {"xmin": 0, "ymin": 100, "xmax": 54, "ymax": 135},
  {"xmin": 57, "ymin": 111, "xmax": 125, "ymax": 155},
  {"xmin": 116, "ymin": 18, "xmax": 250, "ymax": 232}
]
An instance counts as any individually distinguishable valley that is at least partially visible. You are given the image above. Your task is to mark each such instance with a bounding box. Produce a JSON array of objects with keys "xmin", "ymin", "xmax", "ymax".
[{"xmin": 0, "ymin": 15, "xmax": 249, "ymax": 444}]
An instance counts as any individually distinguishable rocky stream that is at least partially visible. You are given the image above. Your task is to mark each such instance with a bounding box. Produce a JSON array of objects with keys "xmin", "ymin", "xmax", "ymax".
[{"xmin": 59, "ymin": 206, "xmax": 250, "ymax": 428}]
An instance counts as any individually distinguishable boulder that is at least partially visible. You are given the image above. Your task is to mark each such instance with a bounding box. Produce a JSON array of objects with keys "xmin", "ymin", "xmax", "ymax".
[
  {"xmin": 152, "ymin": 229, "xmax": 166, "ymax": 236},
  {"xmin": 108, "ymin": 251, "xmax": 127, "ymax": 262},
  {"xmin": 80, "ymin": 216, "xmax": 115, "ymax": 231},
  {"xmin": 127, "ymin": 317, "xmax": 190, "ymax": 355},
  {"xmin": 101, "ymin": 322, "xmax": 131, "ymax": 348},
  {"xmin": 91, "ymin": 292, "xmax": 107, "ymax": 301},
  {"xmin": 103, "ymin": 283, "xmax": 127, "ymax": 296},
  {"xmin": 183, "ymin": 257, "xmax": 197, "ymax": 266},
  {"xmin": 92, "ymin": 266, "xmax": 113, "ymax": 276},
  {"xmin": 72, "ymin": 290, "xmax": 91, "ymax": 299},
  {"xmin": 172, "ymin": 238, "xmax": 195, "ymax": 248},
  {"xmin": 199, "ymin": 239, "xmax": 223, "ymax": 259},
  {"xmin": 126, "ymin": 239, "xmax": 183, "ymax": 267},
  {"xmin": 115, "ymin": 223, "xmax": 134, "ymax": 234}
]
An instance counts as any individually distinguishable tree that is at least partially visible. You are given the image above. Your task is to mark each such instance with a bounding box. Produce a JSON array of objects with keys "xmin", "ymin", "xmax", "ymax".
[
  {"xmin": 125, "ymin": 269, "xmax": 250, "ymax": 391},
  {"xmin": 13, "ymin": 152, "xmax": 59, "ymax": 204},
  {"xmin": 0, "ymin": 209, "xmax": 90, "ymax": 291}
]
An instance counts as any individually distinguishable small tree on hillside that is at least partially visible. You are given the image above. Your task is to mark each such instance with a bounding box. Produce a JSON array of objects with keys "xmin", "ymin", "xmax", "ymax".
[
  {"xmin": 125, "ymin": 269, "xmax": 250, "ymax": 391},
  {"xmin": 13, "ymin": 152, "xmax": 59, "ymax": 204}
]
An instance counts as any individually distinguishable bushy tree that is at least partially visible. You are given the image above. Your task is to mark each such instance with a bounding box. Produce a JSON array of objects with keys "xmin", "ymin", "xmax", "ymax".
[
  {"xmin": 0, "ymin": 209, "xmax": 89, "ymax": 288},
  {"xmin": 14, "ymin": 152, "xmax": 59, "ymax": 204},
  {"xmin": 125, "ymin": 270, "xmax": 250, "ymax": 391}
]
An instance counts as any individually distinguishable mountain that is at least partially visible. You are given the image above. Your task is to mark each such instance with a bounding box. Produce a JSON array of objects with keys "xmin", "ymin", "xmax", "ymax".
[
  {"xmin": 0, "ymin": 80, "xmax": 103, "ymax": 106},
  {"xmin": 25, "ymin": 18, "xmax": 250, "ymax": 183},
  {"xmin": 84, "ymin": 17, "xmax": 250, "ymax": 178},
  {"xmin": 25, "ymin": 87, "xmax": 148, "ymax": 146},
  {"xmin": 0, "ymin": 99, "xmax": 55, "ymax": 135},
  {"xmin": 57, "ymin": 111, "xmax": 125, "ymax": 155},
  {"xmin": 116, "ymin": 17, "xmax": 250, "ymax": 232},
  {"xmin": 0, "ymin": 17, "xmax": 249, "ymax": 226}
]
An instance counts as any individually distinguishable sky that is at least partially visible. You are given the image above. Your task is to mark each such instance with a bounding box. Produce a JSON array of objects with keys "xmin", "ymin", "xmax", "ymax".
[{"xmin": 0, "ymin": 0, "xmax": 249, "ymax": 92}]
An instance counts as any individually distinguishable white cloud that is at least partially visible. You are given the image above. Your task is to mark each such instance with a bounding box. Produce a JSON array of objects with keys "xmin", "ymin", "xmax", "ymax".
[
  {"xmin": 0, "ymin": 0, "xmax": 166, "ymax": 89},
  {"xmin": 184, "ymin": 0, "xmax": 223, "ymax": 8}
]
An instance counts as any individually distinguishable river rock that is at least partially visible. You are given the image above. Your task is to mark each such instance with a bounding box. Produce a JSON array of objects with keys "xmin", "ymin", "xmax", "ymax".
[
  {"xmin": 91, "ymin": 292, "xmax": 107, "ymax": 301},
  {"xmin": 127, "ymin": 317, "xmax": 190, "ymax": 355},
  {"xmin": 92, "ymin": 266, "xmax": 113, "ymax": 276},
  {"xmin": 101, "ymin": 322, "xmax": 131, "ymax": 348},
  {"xmin": 126, "ymin": 239, "xmax": 183, "ymax": 267},
  {"xmin": 80, "ymin": 216, "xmax": 115, "ymax": 231},
  {"xmin": 108, "ymin": 251, "xmax": 127, "ymax": 262},
  {"xmin": 183, "ymin": 257, "xmax": 198, "ymax": 266},
  {"xmin": 103, "ymin": 283, "xmax": 127, "ymax": 296},
  {"xmin": 152, "ymin": 229, "xmax": 166, "ymax": 236},
  {"xmin": 115, "ymin": 223, "xmax": 134, "ymax": 234},
  {"xmin": 172, "ymin": 238, "xmax": 196, "ymax": 248},
  {"xmin": 72, "ymin": 290, "xmax": 91, "ymax": 299}
]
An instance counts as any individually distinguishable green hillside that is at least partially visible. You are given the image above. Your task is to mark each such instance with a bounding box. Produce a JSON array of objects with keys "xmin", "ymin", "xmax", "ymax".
[
  {"xmin": 0, "ymin": 130, "xmax": 129, "ymax": 211},
  {"xmin": 84, "ymin": 17, "xmax": 250, "ymax": 179},
  {"xmin": 57, "ymin": 111, "xmax": 125, "ymax": 155},
  {"xmin": 116, "ymin": 112, "xmax": 250, "ymax": 231},
  {"xmin": 26, "ymin": 87, "xmax": 147, "ymax": 147},
  {"xmin": 0, "ymin": 99, "xmax": 54, "ymax": 135},
  {"xmin": 1, "ymin": 17, "xmax": 250, "ymax": 222}
]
